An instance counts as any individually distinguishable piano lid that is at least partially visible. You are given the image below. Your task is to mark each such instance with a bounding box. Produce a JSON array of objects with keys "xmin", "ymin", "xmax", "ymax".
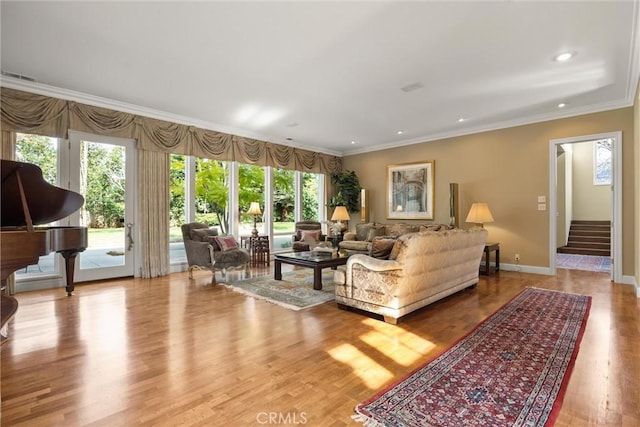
[{"xmin": 1, "ymin": 159, "xmax": 85, "ymax": 227}]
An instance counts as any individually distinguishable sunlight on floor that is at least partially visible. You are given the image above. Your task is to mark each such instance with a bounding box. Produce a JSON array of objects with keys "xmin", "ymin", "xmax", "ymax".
[
  {"xmin": 327, "ymin": 343, "xmax": 394, "ymax": 389},
  {"xmin": 359, "ymin": 318, "xmax": 436, "ymax": 367},
  {"xmin": 327, "ymin": 319, "xmax": 438, "ymax": 389}
]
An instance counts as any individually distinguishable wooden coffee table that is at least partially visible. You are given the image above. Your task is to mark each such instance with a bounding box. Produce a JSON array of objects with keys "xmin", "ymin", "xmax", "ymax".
[{"xmin": 274, "ymin": 251, "xmax": 349, "ymax": 290}]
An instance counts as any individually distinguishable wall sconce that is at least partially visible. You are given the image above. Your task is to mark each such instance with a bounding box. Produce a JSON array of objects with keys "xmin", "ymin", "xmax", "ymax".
[
  {"xmin": 465, "ymin": 203, "xmax": 494, "ymax": 228},
  {"xmin": 247, "ymin": 202, "xmax": 262, "ymax": 237}
]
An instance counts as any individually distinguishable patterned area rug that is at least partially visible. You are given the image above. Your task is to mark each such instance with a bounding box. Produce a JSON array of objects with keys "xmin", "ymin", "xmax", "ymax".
[
  {"xmin": 221, "ymin": 269, "xmax": 337, "ymax": 311},
  {"xmin": 354, "ymin": 287, "xmax": 591, "ymax": 427},
  {"xmin": 556, "ymin": 253, "xmax": 610, "ymax": 272}
]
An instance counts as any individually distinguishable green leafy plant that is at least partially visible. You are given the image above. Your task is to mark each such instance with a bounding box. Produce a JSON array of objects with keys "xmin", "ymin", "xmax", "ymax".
[{"xmin": 328, "ymin": 170, "xmax": 361, "ymax": 213}]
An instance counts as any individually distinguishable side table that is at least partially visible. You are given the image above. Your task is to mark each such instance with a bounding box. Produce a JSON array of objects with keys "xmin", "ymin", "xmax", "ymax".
[
  {"xmin": 249, "ymin": 236, "xmax": 270, "ymax": 267},
  {"xmin": 480, "ymin": 242, "xmax": 500, "ymax": 276}
]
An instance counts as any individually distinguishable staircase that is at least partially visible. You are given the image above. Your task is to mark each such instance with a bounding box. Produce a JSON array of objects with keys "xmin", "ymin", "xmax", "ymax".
[{"xmin": 557, "ymin": 220, "xmax": 611, "ymax": 256}]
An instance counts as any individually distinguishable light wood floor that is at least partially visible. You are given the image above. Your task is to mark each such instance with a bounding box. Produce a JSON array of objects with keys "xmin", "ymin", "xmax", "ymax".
[{"xmin": 1, "ymin": 266, "xmax": 639, "ymax": 426}]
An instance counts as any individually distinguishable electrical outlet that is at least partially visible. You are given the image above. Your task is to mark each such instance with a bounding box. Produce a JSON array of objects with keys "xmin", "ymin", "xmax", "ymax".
[{"xmin": 515, "ymin": 253, "xmax": 520, "ymax": 262}]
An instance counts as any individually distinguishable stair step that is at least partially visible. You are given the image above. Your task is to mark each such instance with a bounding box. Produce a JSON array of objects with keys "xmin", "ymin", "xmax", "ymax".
[
  {"xmin": 557, "ymin": 246, "xmax": 610, "ymax": 256},
  {"xmin": 568, "ymin": 236, "xmax": 610, "ymax": 243},
  {"xmin": 571, "ymin": 220, "xmax": 611, "ymax": 226},
  {"xmin": 565, "ymin": 242, "xmax": 610, "ymax": 250},
  {"xmin": 563, "ymin": 220, "xmax": 612, "ymax": 256},
  {"xmin": 569, "ymin": 230, "xmax": 611, "ymax": 237},
  {"xmin": 571, "ymin": 225, "xmax": 610, "ymax": 231}
]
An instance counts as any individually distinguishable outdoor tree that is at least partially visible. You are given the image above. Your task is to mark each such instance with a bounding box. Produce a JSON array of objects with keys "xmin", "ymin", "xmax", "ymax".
[
  {"xmin": 169, "ymin": 154, "xmax": 186, "ymax": 226},
  {"xmin": 83, "ymin": 143, "xmax": 125, "ymax": 228},
  {"xmin": 195, "ymin": 158, "xmax": 230, "ymax": 233},
  {"xmin": 16, "ymin": 134, "xmax": 57, "ymax": 184}
]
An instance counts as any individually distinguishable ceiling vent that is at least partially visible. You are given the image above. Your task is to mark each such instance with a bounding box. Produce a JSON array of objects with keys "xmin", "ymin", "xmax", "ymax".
[{"xmin": 1, "ymin": 70, "xmax": 36, "ymax": 82}]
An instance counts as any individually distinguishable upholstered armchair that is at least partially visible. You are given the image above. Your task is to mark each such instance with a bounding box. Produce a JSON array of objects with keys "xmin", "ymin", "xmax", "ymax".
[
  {"xmin": 181, "ymin": 222, "xmax": 250, "ymax": 284},
  {"xmin": 291, "ymin": 221, "xmax": 326, "ymax": 252}
]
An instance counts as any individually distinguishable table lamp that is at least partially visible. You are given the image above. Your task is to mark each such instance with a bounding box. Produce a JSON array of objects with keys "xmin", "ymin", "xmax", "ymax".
[
  {"xmin": 247, "ymin": 202, "xmax": 262, "ymax": 237},
  {"xmin": 465, "ymin": 202, "xmax": 494, "ymax": 228},
  {"xmin": 331, "ymin": 206, "xmax": 350, "ymax": 235}
]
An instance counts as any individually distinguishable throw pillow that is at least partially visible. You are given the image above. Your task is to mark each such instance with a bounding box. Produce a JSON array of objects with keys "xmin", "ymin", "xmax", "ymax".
[
  {"xmin": 369, "ymin": 237, "xmax": 396, "ymax": 260},
  {"xmin": 389, "ymin": 239, "xmax": 404, "ymax": 260},
  {"xmin": 214, "ymin": 236, "xmax": 239, "ymax": 251},
  {"xmin": 203, "ymin": 236, "xmax": 221, "ymax": 250},
  {"xmin": 300, "ymin": 229, "xmax": 321, "ymax": 242},
  {"xmin": 190, "ymin": 227, "xmax": 218, "ymax": 241}
]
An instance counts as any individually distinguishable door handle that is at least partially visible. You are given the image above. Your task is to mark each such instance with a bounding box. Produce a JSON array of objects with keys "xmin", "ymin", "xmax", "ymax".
[{"xmin": 126, "ymin": 223, "xmax": 134, "ymax": 251}]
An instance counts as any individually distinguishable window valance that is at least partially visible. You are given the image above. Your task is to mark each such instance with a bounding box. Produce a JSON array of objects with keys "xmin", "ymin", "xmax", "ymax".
[{"xmin": 1, "ymin": 87, "xmax": 342, "ymax": 174}]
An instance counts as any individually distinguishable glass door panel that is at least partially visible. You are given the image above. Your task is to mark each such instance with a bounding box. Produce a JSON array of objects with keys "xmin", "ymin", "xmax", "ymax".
[{"xmin": 69, "ymin": 131, "xmax": 135, "ymax": 282}]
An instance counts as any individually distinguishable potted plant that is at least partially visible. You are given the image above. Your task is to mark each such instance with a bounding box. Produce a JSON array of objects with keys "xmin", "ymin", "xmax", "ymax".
[{"xmin": 328, "ymin": 170, "xmax": 361, "ymax": 214}]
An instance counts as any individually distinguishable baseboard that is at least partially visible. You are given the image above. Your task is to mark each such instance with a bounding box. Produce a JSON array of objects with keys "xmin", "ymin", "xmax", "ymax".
[
  {"xmin": 15, "ymin": 275, "xmax": 65, "ymax": 293},
  {"xmin": 499, "ymin": 263, "xmax": 553, "ymax": 275}
]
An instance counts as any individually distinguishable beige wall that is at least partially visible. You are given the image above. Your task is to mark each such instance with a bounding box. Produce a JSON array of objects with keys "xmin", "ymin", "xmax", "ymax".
[
  {"xmin": 571, "ymin": 142, "xmax": 611, "ymax": 221},
  {"xmin": 635, "ymin": 84, "xmax": 640, "ymax": 291},
  {"xmin": 343, "ymin": 108, "xmax": 635, "ymax": 277}
]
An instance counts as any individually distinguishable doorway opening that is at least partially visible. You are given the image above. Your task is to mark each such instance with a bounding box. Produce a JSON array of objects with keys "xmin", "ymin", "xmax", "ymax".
[{"xmin": 549, "ymin": 132, "xmax": 621, "ymax": 282}]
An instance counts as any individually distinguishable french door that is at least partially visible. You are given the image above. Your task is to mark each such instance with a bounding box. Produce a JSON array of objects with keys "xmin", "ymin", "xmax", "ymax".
[{"xmin": 68, "ymin": 131, "xmax": 136, "ymax": 282}]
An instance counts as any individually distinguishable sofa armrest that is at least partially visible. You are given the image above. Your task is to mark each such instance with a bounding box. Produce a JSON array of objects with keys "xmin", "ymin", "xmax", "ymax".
[
  {"xmin": 343, "ymin": 232, "xmax": 357, "ymax": 241},
  {"xmin": 347, "ymin": 254, "xmax": 403, "ymax": 272}
]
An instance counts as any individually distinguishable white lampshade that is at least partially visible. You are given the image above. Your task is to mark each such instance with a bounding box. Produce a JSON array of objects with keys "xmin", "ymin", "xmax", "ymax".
[
  {"xmin": 331, "ymin": 206, "xmax": 350, "ymax": 222},
  {"xmin": 247, "ymin": 202, "xmax": 262, "ymax": 216},
  {"xmin": 465, "ymin": 203, "xmax": 494, "ymax": 227}
]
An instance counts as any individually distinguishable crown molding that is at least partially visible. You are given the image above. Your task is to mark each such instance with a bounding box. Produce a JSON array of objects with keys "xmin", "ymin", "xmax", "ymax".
[
  {"xmin": 0, "ymin": 77, "xmax": 344, "ymax": 157},
  {"xmin": 341, "ymin": 99, "xmax": 634, "ymax": 156}
]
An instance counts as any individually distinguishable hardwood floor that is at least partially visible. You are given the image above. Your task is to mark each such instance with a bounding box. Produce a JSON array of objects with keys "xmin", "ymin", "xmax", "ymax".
[{"xmin": 1, "ymin": 267, "xmax": 639, "ymax": 426}]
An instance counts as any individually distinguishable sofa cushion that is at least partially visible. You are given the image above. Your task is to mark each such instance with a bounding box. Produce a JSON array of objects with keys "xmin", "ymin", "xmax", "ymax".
[
  {"xmin": 190, "ymin": 227, "xmax": 218, "ymax": 241},
  {"xmin": 355, "ymin": 223, "xmax": 376, "ymax": 241},
  {"xmin": 366, "ymin": 226, "xmax": 387, "ymax": 242},
  {"xmin": 339, "ymin": 239, "xmax": 371, "ymax": 252},
  {"xmin": 386, "ymin": 223, "xmax": 419, "ymax": 237},
  {"xmin": 369, "ymin": 237, "xmax": 397, "ymax": 260}
]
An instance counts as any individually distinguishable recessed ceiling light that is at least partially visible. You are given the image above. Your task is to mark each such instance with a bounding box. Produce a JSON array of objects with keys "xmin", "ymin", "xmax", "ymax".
[
  {"xmin": 553, "ymin": 52, "xmax": 575, "ymax": 62},
  {"xmin": 558, "ymin": 103, "xmax": 566, "ymax": 108},
  {"xmin": 286, "ymin": 137, "xmax": 293, "ymax": 141},
  {"xmin": 396, "ymin": 130, "xmax": 404, "ymax": 135},
  {"xmin": 351, "ymin": 140, "xmax": 356, "ymax": 144},
  {"xmin": 457, "ymin": 118, "xmax": 466, "ymax": 123}
]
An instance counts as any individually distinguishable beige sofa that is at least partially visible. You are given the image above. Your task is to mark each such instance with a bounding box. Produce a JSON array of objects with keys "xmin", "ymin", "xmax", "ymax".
[
  {"xmin": 339, "ymin": 222, "xmax": 450, "ymax": 255},
  {"xmin": 335, "ymin": 228, "xmax": 487, "ymax": 324}
]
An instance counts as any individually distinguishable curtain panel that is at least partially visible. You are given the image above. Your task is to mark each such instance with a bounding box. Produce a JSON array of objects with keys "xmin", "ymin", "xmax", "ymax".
[{"xmin": 1, "ymin": 87, "xmax": 342, "ymax": 174}]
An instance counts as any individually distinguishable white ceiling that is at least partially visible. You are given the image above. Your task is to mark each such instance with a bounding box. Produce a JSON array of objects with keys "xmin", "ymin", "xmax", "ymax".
[{"xmin": 1, "ymin": 1, "xmax": 638, "ymax": 156}]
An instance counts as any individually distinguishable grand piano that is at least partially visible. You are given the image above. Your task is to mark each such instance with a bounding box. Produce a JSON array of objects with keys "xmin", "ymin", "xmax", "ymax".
[{"xmin": 1, "ymin": 159, "xmax": 88, "ymax": 338}]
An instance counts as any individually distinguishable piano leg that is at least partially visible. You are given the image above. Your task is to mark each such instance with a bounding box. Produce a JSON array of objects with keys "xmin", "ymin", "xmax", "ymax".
[{"xmin": 59, "ymin": 250, "xmax": 82, "ymax": 296}]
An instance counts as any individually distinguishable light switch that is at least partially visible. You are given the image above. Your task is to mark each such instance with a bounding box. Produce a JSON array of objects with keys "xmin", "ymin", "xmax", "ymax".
[
  {"xmin": 537, "ymin": 196, "xmax": 546, "ymax": 203},
  {"xmin": 538, "ymin": 203, "xmax": 546, "ymax": 211}
]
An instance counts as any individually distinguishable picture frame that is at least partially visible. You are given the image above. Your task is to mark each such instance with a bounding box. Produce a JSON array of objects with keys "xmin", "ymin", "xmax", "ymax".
[{"xmin": 387, "ymin": 161, "xmax": 434, "ymax": 220}]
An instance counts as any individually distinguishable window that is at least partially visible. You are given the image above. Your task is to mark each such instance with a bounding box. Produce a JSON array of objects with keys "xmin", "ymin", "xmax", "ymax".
[
  {"xmin": 302, "ymin": 172, "xmax": 320, "ymax": 221},
  {"xmin": 593, "ymin": 138, "xmax": 612, "ymax": 185},
  {"xmin": 15, "ymin": 133, "xmax": 59, "ymax": 276},
  {"xmin": 195, "ymin": 158, "xmax": 230, "ymax": 233},
  {"xmin": 273, "ymin": 168, "xmax": 295, "ymax": 250},
  {"xmin": 169, "ymin": 154, "xmax": 187, "ymax": 263},
  {"xmin": 238, "ymin": 163, "xmax": 265, "ymax": 236},
  {"xmin": 169, "ymin": 156, "xmax": 325, "ymax": 264}
]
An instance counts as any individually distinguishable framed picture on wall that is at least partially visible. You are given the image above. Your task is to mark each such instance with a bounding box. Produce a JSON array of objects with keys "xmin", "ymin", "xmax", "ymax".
[{"xmin": 387, "ymin": 160, "xmax": 434, "ymax": 220}]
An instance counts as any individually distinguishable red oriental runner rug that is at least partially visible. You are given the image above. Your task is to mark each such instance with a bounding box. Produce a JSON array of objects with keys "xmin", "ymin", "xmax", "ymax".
[{"xmin": 353, "ymin": 287, "xmax": 591, "ymax": 427}]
